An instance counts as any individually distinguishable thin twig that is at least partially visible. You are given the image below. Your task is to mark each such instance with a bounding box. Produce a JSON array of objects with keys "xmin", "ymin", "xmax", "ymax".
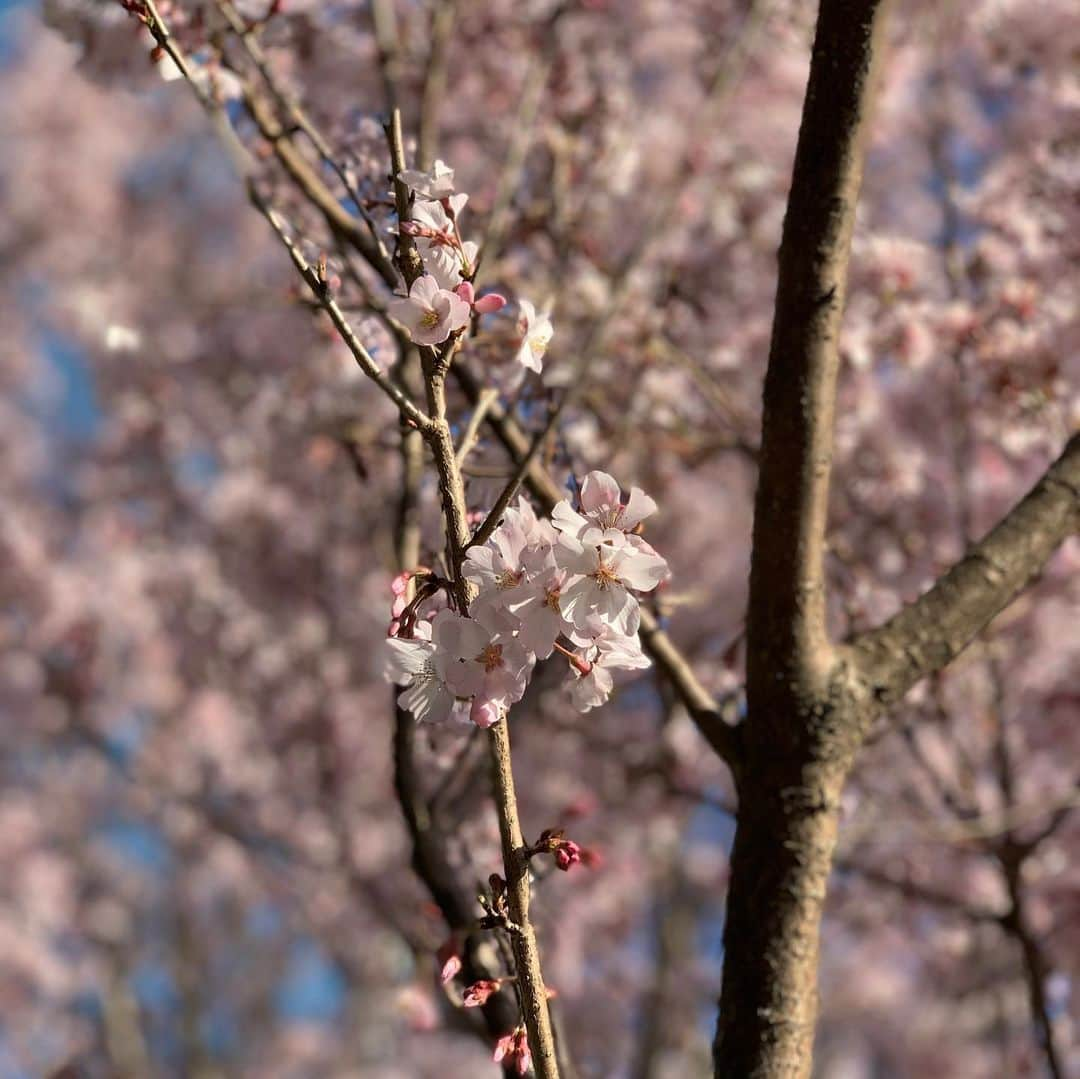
[
  {"xmin": 470, "ymin": 396, "xmax": 562, "ymax": 549},
  {"xmin": 215, "ymin": 0, "xmax": 391, "ymax": 267},
  {"xmin": 490, "ymin": 718, "xmax": 560, "ymax": 1079},
  {"xmin": 248, "ymin": 184, "xmax": 432, "ymax": 431},
  {"xmin": 455, "ymin": 388, "xmax": 500, "ymax": 468}
]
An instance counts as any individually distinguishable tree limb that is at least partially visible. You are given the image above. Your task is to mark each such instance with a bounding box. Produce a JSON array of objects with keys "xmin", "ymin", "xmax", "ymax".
[
  {"xmin": 746, "ymin": 0, "xmax": 889, "ymax": 702},
  {"xmin": 852, "ymin": 433, "xmax": 1080, "ymax": 704}
]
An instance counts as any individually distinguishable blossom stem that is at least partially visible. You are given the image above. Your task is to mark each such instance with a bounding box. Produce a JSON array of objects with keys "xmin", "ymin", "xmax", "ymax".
[{"xmin": 489, "ymin": 718, "xmax": 561, "ymax": 1079}]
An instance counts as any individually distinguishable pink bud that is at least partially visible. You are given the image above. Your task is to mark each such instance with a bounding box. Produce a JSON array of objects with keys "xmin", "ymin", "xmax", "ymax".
[
  {"xmin": 391, "ymin": 571, "xmax": 412, "ymax": 596},
  {"xmin": 493, "ymin": 1027, "xmax": 530, "ymax": 1071},
  {"xmin": 515, "ymin": 1029, "xmax": 532, "ymax": 1075},
  {"xmin": 454, "ymin": 281, "xmax": 475, "ymax": 305},
  {"xmin": 473, "ymin": 292, "xmax": 507, "ymax": 315},
  {"xmin": 388, "ymin": 619, "xmax": 401, "ymax": 638},
  {"xmin": 554, "ymin": 839, "xmax": 582, "ymax": 872}
]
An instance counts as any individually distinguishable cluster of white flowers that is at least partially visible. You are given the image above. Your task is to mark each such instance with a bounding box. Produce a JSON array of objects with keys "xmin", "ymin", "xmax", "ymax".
[
  {"xmin": 386, "ymin": 472, "xmax": 668, "ymax": 726},
  {"xmin": 389, "ymin": 159, "xmax": 553, "ymax": 371}
]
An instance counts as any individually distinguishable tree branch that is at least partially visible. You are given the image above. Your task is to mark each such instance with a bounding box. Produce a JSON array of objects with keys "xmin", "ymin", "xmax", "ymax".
[
  {"xmin": 216, "ymin": 0, "xmax": 393, "ymax": 271},
  {"xmin": 247, "ymin": 185, "xmax": 432, "ymax": 430},
  {"xmin": 383, "ymin": 114, "xmax": 560, "ymax": 1076},
  {"xmin": 852, "ymin": 433, "xmax": 1080, "ymax": 705},
  {"xmin": 747, "ymin": 0, "xmax": 890, "ymax": 699},
  {"xmin": 489, "ymin": 719, "xmax": 560, "ymax": 1079},
  {"xmin": 244, "ymin": 90, "xmax": 399, "ymax": 288}
]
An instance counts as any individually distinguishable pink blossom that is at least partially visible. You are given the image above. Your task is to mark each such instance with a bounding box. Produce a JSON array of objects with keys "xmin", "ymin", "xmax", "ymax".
[
  {"xmin": 411, "ymin": 201, "xmax": 478, "ymax": 288},
  {"xmin": 567, "ymin": 629, "xmax": 652, "ymax": 712},
  {"xmin": 384, "ymin": 612, "xmax": 483, "ymax": 722},
  {"xmin": 552, "ymin": 470, "xmax": 658, "ymax": 546},
  {"xmin": 511, "ymin": 555, "xmax": 571, "ymax": 659},
  {"xmin": 386, "ymin": 275, "xmax": 470, "ymax": 345},
  {"xmin": 469, "ymin": 696, "xmax": 503, "ymax": 728},
  {"xmin": 556, "ymin": 533, "xmax": 668, "ymax": 633}
]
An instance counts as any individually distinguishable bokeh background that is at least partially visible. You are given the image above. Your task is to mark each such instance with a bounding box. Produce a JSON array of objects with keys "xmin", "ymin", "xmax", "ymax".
[{"xmin": 0, "ymin": 1, "xmax": 1077, "ymax": 1076}]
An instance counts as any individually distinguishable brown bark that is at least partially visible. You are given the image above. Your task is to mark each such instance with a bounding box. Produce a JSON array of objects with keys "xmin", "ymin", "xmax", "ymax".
[
  {"xmin": 852, "ymin": 432, "xmax": 1080, "ymax": 704},
  {"xmin": 715, "ymin": 1, "xmax": 890, "ymax": 1074},
  {"xmin": 489, "ymin": 719, "xmax": 560, "ymax": 1079},
  {"xmin": 715, "ymin": 754, "xmax": 850, "ymax": 1079}
]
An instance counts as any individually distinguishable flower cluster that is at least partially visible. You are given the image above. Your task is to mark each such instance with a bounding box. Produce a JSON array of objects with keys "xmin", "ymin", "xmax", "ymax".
[
  {"xmin": 391, "ymin": 160, "xmax": 551, "ymax": 368},
  {"xmin": 385, "ymin": 471, "xmax": 668, "ymax": 726}
]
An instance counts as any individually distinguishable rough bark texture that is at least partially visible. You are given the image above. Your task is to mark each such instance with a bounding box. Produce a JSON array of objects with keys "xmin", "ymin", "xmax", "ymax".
[
  {"xmin": 714, "ymin": 2, "xmax": 891, "ymax": 1075},
  {"xmin": 489, "ymin": 719, "xmax": 560, "ymax": 1079},
  {"xmin": 715, "ymin": 753, "xmax": 848, "ymax": 1079}
]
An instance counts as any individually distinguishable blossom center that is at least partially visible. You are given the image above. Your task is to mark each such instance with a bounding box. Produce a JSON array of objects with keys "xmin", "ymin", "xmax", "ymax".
[
  {"xmin": 420, "ymin": 308, "xmax": 441, "ymax": 328},
  {"xmin": 496, "ymin": 568, "xmax": 524, "ymax": 590},
  {"xmin": 591, "ymin": 560, "xmax": 620, "ymax": 590},
  {"xmin": 478, "ymin": 643, "xmax": 504, "ymax": 672}
]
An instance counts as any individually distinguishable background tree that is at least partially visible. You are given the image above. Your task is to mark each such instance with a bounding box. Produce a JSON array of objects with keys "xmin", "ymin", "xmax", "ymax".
[{"xmin": 0, "ymin": 0, "xmax": 1076, "ymax": 1076}]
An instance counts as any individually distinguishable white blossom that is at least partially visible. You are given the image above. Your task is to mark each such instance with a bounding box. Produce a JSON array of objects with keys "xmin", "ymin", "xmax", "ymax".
[
  {"xmin": 556, "ymin": 533, "xmax": 668, "ymax": 634},
  {"xmin": 552, "ymin": 470, "xmax": 658, "ymax": 547},
  {"xmin": 568, "ymin": 630, "xmax": 652, "ymax": 713},
  {"xmin": 385, "ymin": 616, "xmax": 479, "ymax": 723},
  {"xmin": 398, "ymin": 158, "xmax": 455, "ymax": 201},
  {"xmin": 387, "ymin": 275, "xmax": 470, "ymax": 345},
  {"xmin": 514, "ymin": 299, "xmax": 554, "ymax": 373},
  {"xmin": 389, "ymin": 477, "xmax": 666, "ymax": 727},
  {"xmin": 412, "ymin": 201, "xmax": 478, "ymax": 288}
]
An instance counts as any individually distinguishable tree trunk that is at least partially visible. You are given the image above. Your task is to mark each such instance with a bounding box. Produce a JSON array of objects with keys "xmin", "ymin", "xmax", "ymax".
[
  {"xmin": 713, "ymin": 0, "xmax": 891, "ymax": 1071},
  {"xmin": 713, "ymin": 746, "xmax": 849, "ymax": 1078}
]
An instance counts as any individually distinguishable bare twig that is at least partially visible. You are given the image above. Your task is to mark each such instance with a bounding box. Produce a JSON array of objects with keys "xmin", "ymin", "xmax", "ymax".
[
  {"xmin": 243, "ymin": 90, "xmax": 398, "ymax": 288},
  {"xmin": 248, "ymin": 185, "xmax": 432, "ymax": 431},
  {"xmin": 215, "ymin": 0, "xmax": 392, "ymax": 268},
  {"xmin": 469, "ymin": 396, "xmax": 562, "ymax": 549},
  {"xmin": 455, "ymin": 387, "xmax": 499, "ymax": 468}
]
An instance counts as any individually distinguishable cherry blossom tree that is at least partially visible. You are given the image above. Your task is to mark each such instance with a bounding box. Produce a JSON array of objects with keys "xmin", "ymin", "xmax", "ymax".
[{"xmin": 1, "ymin": 0, "xmax": 1077, "ymax": 1076}]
